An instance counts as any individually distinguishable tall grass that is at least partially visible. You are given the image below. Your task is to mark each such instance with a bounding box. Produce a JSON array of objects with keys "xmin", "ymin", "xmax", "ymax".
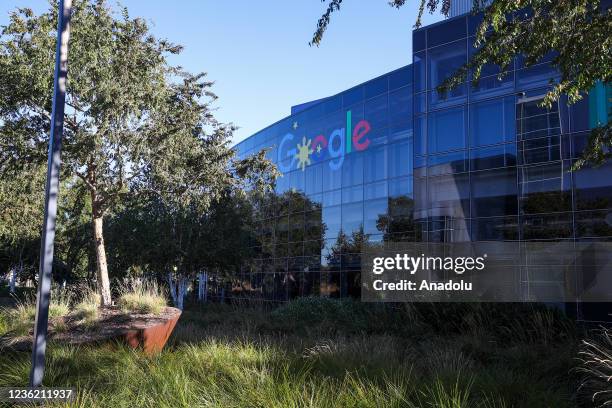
[
  {"xmin": 73, "ymin": 287, "xmax": 101, "ymax": 327},
  {"xmin": 0, "ymin": 298, "xmax": 583, "ymax": 407},
  {"xmin": 117, "ymin": 279, "xmax": 167, "ymax": 315},
  {"xmin": 0, "ymin": 290, "xmax": 71, "ymax": 337}
]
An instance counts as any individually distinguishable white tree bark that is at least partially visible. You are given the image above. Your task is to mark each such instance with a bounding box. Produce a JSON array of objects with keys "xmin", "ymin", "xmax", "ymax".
[
  {"xmin": 9, "ymin": 267, "xmax": 16, "ymax": 293},
  {"xmin": 177, "ymin": 277, "xmax": 187, "ymax": 310},
  {"xmin": 197, "ymin": 272, "xmax": 208, "ymax": 302},
  {"xmin": 167, "ymin": 272, "xmax": 178, "ymax": 306}
]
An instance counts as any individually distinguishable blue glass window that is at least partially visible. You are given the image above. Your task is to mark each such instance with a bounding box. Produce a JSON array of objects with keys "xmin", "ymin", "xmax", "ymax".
[
  {"xmin": 364, "ymin": 181, "xmax": 388, "ymax": 200},
  {"xmin": 469, "ymin": 96, "xmax": 515, "ymax": 147},
  {"xmin": 414, "ymin": 92, "xmax": 427, "ymax": 115},
  {"xmin": 428, "ymin": 151, "xmax": 468, "ymax": 176},
  {"xmin": 389, "ymin": 122, "xmax": 412, "ymax": 143},
  {"xmin": 470, "ymin": 144, "xmax": 517, "ymax": 171},
  {"xmin": 427, "ymin": 173, "xmax": 470, "ymax": 218},
  {"xmin": 427, "ymin": 17, "xmax": 466, "ymax": 48},
  {"xmin": 414, "ymin": 51, "xmax": 426, "ymax": 92},
  {"xmin": 323, "ymin": 95, "xmax": 342, "ymax": 114},
  {"xmin": 342, "ymin": 86, "xmax": 364, "ymax": 107},
  {"xmin": 516, "ymin": 63, "xmax": 558, "ymax": 89},
  {"xmin": 413, "ymin": 29, "xmax": 426, "ymax": 51},
  {"xmin": 471, "ymin": 216, "xmax": 519, "ymax": 240},
  {"xmin": 427, "ymin": 40, "xmax": 467, "ymax": 90},
  {"xmin": 342, "ymin": 186, "xmax": 363, "ymax": 204},
  {"xmin": 427, "ymin": 106, "xmax": 466, "ymax": 153},
  {"xmin": 574, "ymin": 161, "xmax": 612, "ymax": 210},
  {"xmin": 415, "ymin": 115, "xmax": 427, "ymax": 155},
  {"xmin": 388, "ymin": 140, "xmax": 412, "ymax": 178},
  {"xmin": 323, "ymin": 205, "xmax": 342, "ymax": 239},
  {"xmin": 364, "ymin": 146, "xmax": 387, "ymax": 183},
  {"xmin": 389, "ymin": 86, "xmax": 412, "ymax": 124},
  {"xmin": 341, "ymin": 202, "xmax": 363, "ymax": 233},
  {"xmin": 364, "ymin": 198, "xmax": 388, "ymax": 235},
  {"xmin": 342, "ymin": 153, "xmax": 364, "ymax": 186},
  {"xmin": 471, "ymin": 168, "xmax": 518, "ymax": 217},
  {"xmin": 388, "ymin": 176, "xmax": 412, "ymax": 198},
  {"xmin": 389, "ymin": 66, "xmax": 412, "ymax": 90},
  {"xmin": 365, "ymin": 76, "xmax": 388, "ymax": 99},
  {"xmin": 469, "ymin": 73, "xmax": 514, "ymax": 100},
  {"xmin": 364, "ymin": 93, "xmax": 389, "ymax": 129}
]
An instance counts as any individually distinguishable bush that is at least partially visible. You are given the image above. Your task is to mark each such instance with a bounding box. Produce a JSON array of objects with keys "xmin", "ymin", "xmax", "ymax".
[{"xmin": 117, "ymin": 280, "xmax": 166, "ymax": 315}]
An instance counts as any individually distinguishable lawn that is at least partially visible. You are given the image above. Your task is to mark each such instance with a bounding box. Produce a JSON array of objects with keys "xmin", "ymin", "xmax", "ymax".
[{"xmin": 0, "ymin": 298, "xmax": 597, "ymax": 407}]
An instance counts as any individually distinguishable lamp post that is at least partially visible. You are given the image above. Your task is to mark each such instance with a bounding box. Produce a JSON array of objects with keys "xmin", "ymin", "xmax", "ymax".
[{"xmin": 29, "ymin": 0, "xmax": 73, "ymax": 388}]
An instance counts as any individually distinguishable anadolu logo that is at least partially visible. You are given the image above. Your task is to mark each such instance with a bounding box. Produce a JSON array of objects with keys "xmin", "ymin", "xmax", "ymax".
[{"xmin": 278, "ymin": 110, "xmax": 371, "ymax": 173}]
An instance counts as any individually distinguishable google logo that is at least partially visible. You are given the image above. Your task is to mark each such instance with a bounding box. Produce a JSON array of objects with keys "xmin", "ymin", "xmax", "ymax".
[{"xmin": 277, "ymin": 110, "xmax": 371, "ymax": 173}]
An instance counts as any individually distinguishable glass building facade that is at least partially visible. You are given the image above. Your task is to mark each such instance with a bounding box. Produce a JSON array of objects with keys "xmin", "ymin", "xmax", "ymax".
[{"xmin": 234, "ymin": 10, "xmax": 611, "ymax": 319}]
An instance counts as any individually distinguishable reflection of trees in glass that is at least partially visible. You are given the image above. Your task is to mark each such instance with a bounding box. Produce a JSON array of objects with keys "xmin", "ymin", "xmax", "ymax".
[
  {"xmin": 521, "ymin": 191, "xmax": 572, "ymax": 214},
  {"xmin": 325, "ymin": 228, "xmax": 371, "ymax": 270},
  {"xmin": 376, "ymin": 195, "xmax": 422, "ymax": 242}
]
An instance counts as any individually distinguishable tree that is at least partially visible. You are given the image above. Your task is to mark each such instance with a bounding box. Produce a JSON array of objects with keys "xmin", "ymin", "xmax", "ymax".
[
  {"xmin": 310, "ymin": 0, "xmax": 611, "ymax": 169},
  {"xmin": 0, "ymin": 1, "xmax": 277, "ymax": 305}
]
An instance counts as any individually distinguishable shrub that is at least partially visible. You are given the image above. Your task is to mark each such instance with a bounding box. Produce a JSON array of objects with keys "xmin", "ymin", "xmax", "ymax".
[
  {"xmin": 576, "ymin": 327, "xmax": 612, "ymax": 407},
  {"xmin": 117, "ymin": 280, "xmax": 166, "ymax": 315}
]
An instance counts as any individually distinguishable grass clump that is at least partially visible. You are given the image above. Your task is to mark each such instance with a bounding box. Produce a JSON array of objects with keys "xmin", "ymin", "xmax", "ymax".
[
  {"xmin": 0, "ymin": 291, "xmax": 71, "ymax": 337},
  {"xmin": 73, "ymin": 288, "xmax": 101, "ymax": 327},
  {"xmin": 117, "ymin": 280, "xmax": 166, "ymax": 315}
]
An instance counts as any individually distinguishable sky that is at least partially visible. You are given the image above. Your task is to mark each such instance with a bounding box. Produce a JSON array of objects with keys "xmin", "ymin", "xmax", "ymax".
[{"xmin": 0, "ymin": 1, "xmax": 443, "ymax": 145}]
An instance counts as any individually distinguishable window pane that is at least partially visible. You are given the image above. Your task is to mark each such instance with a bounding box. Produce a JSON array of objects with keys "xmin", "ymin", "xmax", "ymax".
[
  {"xmin": 389, "ymin": 86, "xmax": 412, "ymax": 124},
  {"xmin": 364, "ymin": 198, "xmax": 388, "ymax": 235},
  {"xmin": 364, "ymin": 93, "xmax": 389, "ymax": 129},
  {"xmin": 388, "ymin": 140, "xmax": 412, "ymax": 178},
  {"xmin": 471, "ymin": 216, "xmax": 519, "ymax": 241},
  {"xmin": 364, "ymin": 146, "xmax": 387, "ymax": 183},
  {"xmin": 470, "ymin": 144, "xmax": 517, "ymax": 171},
  {"xmin": 427, "ymin": 173, "xmax": 470, "ymax": 218},
  {"xmin": 389, "ymin": 66, "xmax": 412, "ymax": 90},
  {"xmin": 342, "ymin": 86, "xmax": 364, "ymax": 107},
  {"xmin": 469, "ymin": 97, "xmax": 515, "ymax": 147},
  {"xmin": 427, "ymin": 106, "xmax": 466, "ymax": 153},
  {"xmin": 471, "ymin": 168, "xmax": 518, "ymax": 217},
  {"xmin": 365, "ymin": 76, "xmax": 388, "ymax": 99},
  {"xmin": 427, "ymin": 40, "xmax": 467, "ymax": 90},
  {"xmin": 414, "ymin": 51, "xmax": 426, "ymax": 92},
  {"xmin": 427, "ymin": 17, "xmax": 466, "ymax": 48},
  {"xmin": 428, "ymin": 150, "xmax": 468, "ymax": 176}
]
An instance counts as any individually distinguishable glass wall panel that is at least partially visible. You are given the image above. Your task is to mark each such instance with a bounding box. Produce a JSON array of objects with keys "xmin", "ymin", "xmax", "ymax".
[
  {"xmin": 427, "ymin": 173, "xmax": 470, "ymax": 218},
  {"xmin": 365, "ymin": 76, "xmax": 388, "ymax": 99},
  {"xmin": 364, "ymin": 93, "xmax": 389, "ymax": 129},
  {"xmin": 471, "ymin": 168, "xmax": 518, "ymax": 217},
  {"xmin": 427, "ymin": 17, "xmax": 466, "ymax": 48},
  {"xmin": 388, "ymin": 140, "xmax": 412, "ymax": 178},
  {"xmin": 470, "ymin": 144, "xmax": 517, "ymax": 171},
  {"xmin": 427, "ymin": 40, "xmax": 467, "ymax": 90},
  {"xmin": 389, "ymin": 86, "xmax": 412, "ymax": 124},
  {"xmin": 427, "ymin": 106, "xmax": 466, "ymax": 153},
  {"xmin": 364, "ymin": 145, "xmax": 387, "ymax": 183},
  {"xmin": 469, "ymin": 96, "xmax": 515, "ymax": 146}
]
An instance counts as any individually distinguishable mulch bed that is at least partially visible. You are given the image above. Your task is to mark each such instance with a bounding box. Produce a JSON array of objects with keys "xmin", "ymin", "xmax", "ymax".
[{"xmin": 2, "ymin": 306, "xmax": 181, "ymax": 352}]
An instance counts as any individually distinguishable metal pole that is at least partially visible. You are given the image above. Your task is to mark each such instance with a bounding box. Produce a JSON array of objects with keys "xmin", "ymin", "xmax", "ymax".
[{"xmin": 29, "ymin": 0, "xmax": 72, "ymax": 388}]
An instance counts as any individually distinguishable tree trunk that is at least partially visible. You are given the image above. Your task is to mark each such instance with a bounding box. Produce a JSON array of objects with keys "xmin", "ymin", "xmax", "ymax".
[{"xmin": 92, "ymin": 214, "xmax": 112, "ymax": 305}]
